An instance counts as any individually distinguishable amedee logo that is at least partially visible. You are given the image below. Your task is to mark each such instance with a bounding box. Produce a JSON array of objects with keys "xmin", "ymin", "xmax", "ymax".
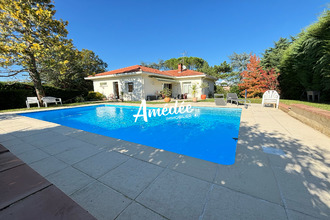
[{"xmin": 133, "ymin": 100, "xmax": 193, "ymax": 122}]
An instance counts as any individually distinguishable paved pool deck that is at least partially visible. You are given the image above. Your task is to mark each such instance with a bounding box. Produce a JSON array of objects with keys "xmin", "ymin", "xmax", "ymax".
[{"xmin": 0, "ymin": 103, "xmax": 329, "ymax": 220}]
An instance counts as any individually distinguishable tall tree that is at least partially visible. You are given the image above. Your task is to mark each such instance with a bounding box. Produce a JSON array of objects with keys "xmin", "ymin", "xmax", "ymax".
[
  {"xmin": 261, "ymin": 37, "xmax": 292, "ymax": 71},
  {"xmin": 141, "ymin": 57, "xmax": 208, "ymax": 71},
  {"xmin": 0, "ymin": 0, "xmax": 71, "ymax": 102},
  {"xmin": 229, "ymin": 52, "xmax": 250, "ymax": 72},
  {"xmin": 279, "ymin": 9, "xmax": 330, "ymax": 100},
  {"xmin": 40, "ymin": 48, "xmax": 108, "ymax": 90},
  {"xmin": 239, "ymin": 55, "xmax": 279, "ymax": 98}
]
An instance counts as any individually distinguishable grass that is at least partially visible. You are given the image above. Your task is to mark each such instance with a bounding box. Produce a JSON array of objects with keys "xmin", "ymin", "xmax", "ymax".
[
  {"xmin": 1, "ymin": 98, "xmax": 329, "ymax": 113},
  {"xmin": 280, "ymin": 99, "xmax": 330, "ymax": 111}
]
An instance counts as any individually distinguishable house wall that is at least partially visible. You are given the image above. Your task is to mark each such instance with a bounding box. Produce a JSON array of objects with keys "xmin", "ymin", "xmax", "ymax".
[
  {"xmin": 142, "ymin": 75, "xmax": 164, "ymax": 97},
  {"xmin": 90, "ymin": 73, "xmax": 216, "ymax": 100},
  {"xmin": 202, "ymin": 78, "xmax": 215, "ymax": 97},
  {"xmin": 176, "ymin": 78, "xmax": 203, "ymax": 98},
  {"xmin": 92, "ymin": 74, "xmax": 143, "ymax": 101}
]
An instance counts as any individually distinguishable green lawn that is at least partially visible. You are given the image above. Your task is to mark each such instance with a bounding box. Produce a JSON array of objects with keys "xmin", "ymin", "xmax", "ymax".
[{"xmin": 279, "ymin": 99, "xmax": 330, "ymax": 111}]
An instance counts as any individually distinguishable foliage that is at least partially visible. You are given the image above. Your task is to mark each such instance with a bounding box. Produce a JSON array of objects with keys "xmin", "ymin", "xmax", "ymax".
[
  {"xmin": 161, "ymin": 87, "xmax": 171, "ymax": 97},
  {"xmin": 86, "ymin": 91, "xmax": 105, "ymax": 101},
  {"xmin": 215, "ymin": 85, "xmax": 228, "ymax": 97},
  {"xmin": 40, "ymin": 48, "xmax": 107, "ymax": 90},
  {"xmin": 0, "ymin": 89, "xmax": 34, "ymax": 110},
  {"xmin": 279, "ymin": 9, "xmax": 330, "ymax": 101},
  {"xmin": 261, "ymin": 37, "xmax": 293, "ymax": 71},
  {"xmin": 227, "ymin": 52, "xmax": 251, "ymax": 84},
  {"xmin": 229, "ymin": 52, "xmax": 250, "ymax": 72},
  {"xmin": 75, "ymin": 96, "xmax": 85, "ymax": 103},
  {"xmin": 229, "ymin": 85, "xmax": 241, "ymax": 97},
  {"xmin": 200, "ymin": 82, "xmax": 208, "ymax": 89},
  {"xmin": 191, "ymin": 84, "xmax": 198, "ymax": 97},
  {"xmin": 0, "ymin": 0, "xmax": 72, "ymax": 101},
  {"xmin": 141, "ymin": 57, "xmax": 208, "ymax": 70},
  {"xmin": 238, "ymin": 55, "xmax": 279, "ymax": 98},
  {"xmin": 0, "ymin": 82, "xmax": 87, "ymax": 109}
]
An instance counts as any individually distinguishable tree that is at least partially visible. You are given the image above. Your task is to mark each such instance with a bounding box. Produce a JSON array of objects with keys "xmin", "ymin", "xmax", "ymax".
[
  {"xmin": 0, "ymin": 0, "xmax": 71, "ymax": 102},
  {"xmin": 40, "ymin": 48, "xmax": 108, "ymax": 90},
  {"xmin": 228, "ymin": 52, "xmax": 251, "ymax": 84},
  {"xmin": 261, "ymin": 37, "xmax": 293, "ymax": 71},
  {"xmin": 141, "ymin": 57, "xmax": 208, "ymax": 70},
  {"xmin": 279, "ymin": 9, "xmax": 330, "ymax": 100},
  {"xmin": 239, "ymin": 55, "xmax": 279, "ymax": 98},
  {"xmin": 229, "ymin": 52, "xmax": 250, "ymax": 72}
]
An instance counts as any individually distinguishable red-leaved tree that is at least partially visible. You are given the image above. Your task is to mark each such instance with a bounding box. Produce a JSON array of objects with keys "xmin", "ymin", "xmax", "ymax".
[{"xmin": 238, "ymin": 55, "xmax": 280, "ymax": 98}]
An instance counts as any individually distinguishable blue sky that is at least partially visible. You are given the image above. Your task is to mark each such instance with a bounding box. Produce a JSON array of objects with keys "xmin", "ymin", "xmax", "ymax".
[{"xmin": 55, "ymin": 0, "xmax": 328, "ymax": 71}]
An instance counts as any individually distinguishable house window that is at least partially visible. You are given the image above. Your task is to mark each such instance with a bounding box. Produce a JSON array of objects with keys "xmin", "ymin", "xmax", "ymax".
[
  {"xmin": 163, "ymin": 83, "xmax": 172, "ymax": 90},
  {"xmin": 182, "ymin": 82, "xmax": 191, "ymax": 94},
  {"xmin": 127, "ymin": 82, "xmax": 134, "ymax": 92},
  {"xmin": 100, "ymin": 82, "xmax": 107, "ymax": 87}
]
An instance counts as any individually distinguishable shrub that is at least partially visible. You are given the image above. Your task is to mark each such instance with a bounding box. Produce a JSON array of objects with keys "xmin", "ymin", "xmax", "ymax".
[
  {"xmin": 86, "ymin": 91, "xmax": 105, "ymax": 100},
  {"xmin": 0, "ymin": 82, "xmax": 87, "ymax": 110},
  {"xmin": 75, "ymin": 96, "xmax": 85, "ymax": 103},
  {"xmin": 0, "ymin": 89, "xmax": 35, "ymax": 110}
]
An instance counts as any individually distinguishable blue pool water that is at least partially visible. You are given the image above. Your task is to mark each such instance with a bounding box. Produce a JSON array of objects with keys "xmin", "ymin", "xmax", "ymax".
[{"xmin": 20, "ymin": 105, "xmax": 242, "ymax": 165}]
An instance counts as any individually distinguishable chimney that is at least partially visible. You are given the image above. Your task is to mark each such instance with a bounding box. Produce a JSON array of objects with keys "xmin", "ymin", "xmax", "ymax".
[{"xmin": 178, "ymin": 63, "xmax": 183, "ymax": 73}]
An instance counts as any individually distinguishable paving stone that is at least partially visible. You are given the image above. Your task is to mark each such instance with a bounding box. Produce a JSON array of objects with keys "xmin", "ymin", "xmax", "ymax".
[
  {"xmin": 0, "ymin": 185, "xmax": 96, "ymax": 220},
  {"xmin": 55, "ymin": 144, "xmax": 102, "ymax": 165},
  {"xmin": 46, "ymin": 167, "xmax": 94, "ymax": 195},
  {"xmin": 71, "ymin": 181, "xmax": 131, "ymax": 220},
  {"xmin": 136, "ymin": 170, "xmax": 211, "ymax": 220},
  {"xmin": 29, "ymin": 156, "xmax": 68, "ymax": 177},
  {"xmin": 74, "ymin": 132, "xmax": 120, "ymax": 147},
  {"xmin": 0, "ymin": 138, "xmax": 25, "ymax": 148},
  {"xmin": 287, "ymin": 209, "xmax": 321, "ymax": 220},
  {"xmin": 133, "ymin": 146, "xmax": 181, "ymax": 167},
  {"xmin": 110, "ymin": 140, "xmax": 147, "ymax": 157},
  {"xmin": 116, "ymin": 202, "xmax": 166, "ymax": 220},
  {"xmin": 25, "ymin": 131, "xmax": 71, "ymax": 148},
  {"xmin": 272, "ymin": 167, "xmax": 330, "ymax": 219},
  {"xmin": 202, "ymin": 184, "xmax": 287, "ymax": 220},
  {"xmin": 99, "ymin": 158, "xmax": 164, "ymax": 199},
  {"xmin": 17, "ymin": 148, "xmax": 50, "ymax": 164},
  {"xmin": 0, "ymin": 133, "xmax": 16, "ymax": 142},
  {"xmin": 42, "ymin": 138, "xmax": 92, "ymax": 155},
  {"xmin": 3, "ymin": 142, "xmax": 37, "ymax": 155},
  {"xmin": 0, "ymin": 164, "xmax": 51, "ymax": 209},
  {"xmin": 0, "ymin": 152, "xmax": 24, "ymax": 172},
  {"xmin": 170, "ymin": 155, "xmax": 218, "ymax": 182},
  {"xmin": 214, "ymin": 151, "xmax": 282, "ymax": 205},
  {"xmin": 73, "ymin": 150, "xmax": 129, "ymax": 179}
]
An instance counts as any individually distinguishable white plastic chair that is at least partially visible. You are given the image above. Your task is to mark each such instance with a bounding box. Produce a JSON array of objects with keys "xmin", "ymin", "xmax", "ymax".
[
  {"xmin": 26, "ymin": 97, "xmax": 40, "ymax": 108},
  {"xmin": 262, "ymin": 90, "xmax": 280, "ymax": 109}
]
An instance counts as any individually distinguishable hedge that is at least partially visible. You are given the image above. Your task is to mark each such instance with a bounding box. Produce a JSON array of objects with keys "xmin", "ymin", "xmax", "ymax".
[{"xmin": 0, "ymin": 82, "xmax": 88, "ymax": 110}]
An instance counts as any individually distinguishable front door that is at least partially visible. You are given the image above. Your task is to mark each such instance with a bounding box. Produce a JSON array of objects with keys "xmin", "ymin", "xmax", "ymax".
[{"xmin": 114, "ymin": 82, "xmax": 119, "ymax": 98}]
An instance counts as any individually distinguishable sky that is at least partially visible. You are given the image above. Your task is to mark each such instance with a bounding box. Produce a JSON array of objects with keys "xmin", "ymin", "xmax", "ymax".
[{"xmin": 54, "ymin": 0, "xmax": 328, "ymax": 71}]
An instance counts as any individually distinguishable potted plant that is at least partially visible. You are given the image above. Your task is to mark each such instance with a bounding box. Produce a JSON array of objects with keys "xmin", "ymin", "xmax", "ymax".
[
  {"xmin": 162, "ymin": 87, "xmax": 172, "ymax": 102},
  {"xmin": 191, "ymin": 84, "xmax": 198, "ymax": 102},
  {"xmin": 200, "ymin": 82, "xmax": 208, "ymax": 100}
]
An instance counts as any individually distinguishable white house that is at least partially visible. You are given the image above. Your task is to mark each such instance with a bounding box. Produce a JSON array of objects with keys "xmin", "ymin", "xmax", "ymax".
[{"xmin": 85, "ymin": 64, "xmax": 216, "ymax": 101}]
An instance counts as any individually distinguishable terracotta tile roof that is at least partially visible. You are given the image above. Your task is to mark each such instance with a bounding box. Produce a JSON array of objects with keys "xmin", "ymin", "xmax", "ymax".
[
  {"xmin": 165, "ymin": 69, "xmax": 205, "ymax": 77},
  {"xmin": 90, "ymin": 65, "xmax": 205, "ymax": 78}
]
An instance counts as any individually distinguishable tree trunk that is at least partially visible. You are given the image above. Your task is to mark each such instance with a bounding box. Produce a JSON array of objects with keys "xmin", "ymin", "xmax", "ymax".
[{"xmin": 28, "ymin": 54, "xmax": 45, "ymax": 104}]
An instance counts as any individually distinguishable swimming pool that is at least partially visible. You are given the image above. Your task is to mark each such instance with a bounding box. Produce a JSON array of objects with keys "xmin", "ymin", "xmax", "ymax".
[{"xmin": 20, "ymin": 105, "xmax": 242, "ymax": 165}]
